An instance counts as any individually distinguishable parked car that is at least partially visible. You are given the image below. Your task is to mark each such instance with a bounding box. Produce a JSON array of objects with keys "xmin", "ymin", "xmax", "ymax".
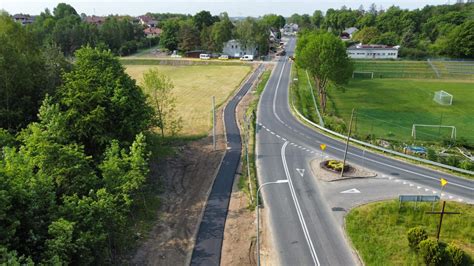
[
  {"xmin": 218, "ymin": 54, "xmax": 229, "ymax": 60},
  {"xmin": 240, "ymin": 55, "xmax": 254, "ymax": 61},
  {"xmin": 199, "ymin": 54, "xmax": 211, "ymax": 60}
]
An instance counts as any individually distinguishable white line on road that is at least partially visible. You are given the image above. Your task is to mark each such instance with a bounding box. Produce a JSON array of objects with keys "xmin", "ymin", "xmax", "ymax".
[
  {"xmin": 281, "ymin": 142, "xmax": 320, "ymax": 266},
  {"xmin": 272, "ymin": 60, "xmax": 287, "ymax": 125}
]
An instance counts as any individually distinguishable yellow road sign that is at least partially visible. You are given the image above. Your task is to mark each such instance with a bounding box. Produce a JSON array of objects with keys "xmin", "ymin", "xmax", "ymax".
[
  {"xmin": 320, "ymin": 144, "xmax": 327, "ymax": 151},
  {"xmin": 440, "ymin": 178, "xmax": 448, "ymax": 187}
]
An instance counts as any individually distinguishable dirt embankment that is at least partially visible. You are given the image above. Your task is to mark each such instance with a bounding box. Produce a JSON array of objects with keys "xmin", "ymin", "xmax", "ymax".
[{"xmin": 131, "ymin": 107, "xmax": 226, "ymax": 266}]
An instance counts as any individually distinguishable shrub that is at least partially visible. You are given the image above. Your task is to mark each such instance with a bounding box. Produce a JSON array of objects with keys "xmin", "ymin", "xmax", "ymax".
[
  {"xmin": 407, "ymin": 226, "xmax": 428, "ymax": 251},
  {"xmin": 418, "ymin": 238, "xmax": 443, "ymax": 265},
  {"xmin": 445, "ymin": 243, "xmax": 464, "ymax": 266}
]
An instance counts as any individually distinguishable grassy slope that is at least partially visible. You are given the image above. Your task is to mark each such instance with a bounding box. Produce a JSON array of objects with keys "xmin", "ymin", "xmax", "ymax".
[
  {"xmin": 326, "ymin": 79, "xmax": 474, "ymax": 144},
  {"xmin": 346, "ymin": 200, "xmax": 474, "ymax": 265},
  {"xmin": 125, "ymin": 64, "xmax": 252, "ymax": 137}
]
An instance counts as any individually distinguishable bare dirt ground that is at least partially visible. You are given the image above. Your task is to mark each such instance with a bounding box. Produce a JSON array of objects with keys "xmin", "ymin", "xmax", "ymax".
[{"xmin": 131, "ymin": 108, "xmax": 226, "ymax": 266}]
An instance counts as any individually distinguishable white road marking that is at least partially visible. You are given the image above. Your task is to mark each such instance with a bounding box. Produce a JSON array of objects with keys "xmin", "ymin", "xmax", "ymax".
[
  {"xmin": 449, "ymin": 195, "xmax": 454, "ymax": 199},
  {"xmin": 281, "ymin": 142, "xmax": 320, "ymax": 265},
  {"xmin": 272, "ymin": 59, "xmax": 287, "ymax": 125},
  {"xmin": 409, "ymin": 184, "xmax": 414, "ymax": 187},
  {"xmin": 296, "ymin": 168, "xmax": 305, "ymax": 177},
  {"xmin": 417, "ymin": 186, "xmax": 422, "ymax": 189},
  {"xmin": 271, "ymin": 132, "xmax": 275, "ymax": 135},
  {"xmin": 425, "ymin": 188, "xmax": 430, "ymax": 192},
  {"xmin": 340, "ymin": 188, "xmax": 361, "ymax": 194}
]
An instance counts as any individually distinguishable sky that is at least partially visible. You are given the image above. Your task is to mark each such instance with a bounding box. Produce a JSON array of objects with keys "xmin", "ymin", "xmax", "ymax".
[{"xmin": 1, "ymin": 0, "xmax": 452, "ymax": 17}]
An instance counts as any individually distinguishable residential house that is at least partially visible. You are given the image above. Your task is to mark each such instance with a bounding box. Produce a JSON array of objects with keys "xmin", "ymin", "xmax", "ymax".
[
  {"xmin": 85, "ymin": 15, "xmax": 106, "ymax": 26},
  {"xmin": 347, "ymin": 43, "xmax": 400, "ymax": 59},
  {"xmin": 144, "ymin": 27, "xmax": 162, "ymax": 38},
  {"xmin": 138, "ymin": 15, "xmax": 157, "ymax": 28},
  {"xmin": 222, "ymin": 39, "xmax": 257, "ymax": 58},
  {"xmin": 12, "ymin": 14, "xmax": 35, "ymax": 26},
  {"xmin": 341, "ymin": 27, "xmax": 358, "ymax": 40}
]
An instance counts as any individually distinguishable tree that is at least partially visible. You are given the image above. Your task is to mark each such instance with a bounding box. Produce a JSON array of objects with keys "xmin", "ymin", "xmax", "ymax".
[
  {"xmin": 142, "ymin": 69, "xmax": 182, "ymax": 138},
  {"xmin": 211, "ymin": 12, "xmax": 234, "ymax": 51},
  {"xmin": 160, "ymin": 19, "xmax": 180, "ymax": 51},
  {"xmin": 353, "ymin": 26, "xmax": 380, "ymax": 44},
  {"xmin": 193, "ymin": 10, "xmax": 219, "ymax": 31},
  {"xmin": 56, "ymin": 47, "xmax": 153, "ymax": 157},
  {"xmin": 447, "ymin": 20, "xmax": 474, "ymax": 58},
  {"xmin": 178, "ymin": 19, "xmax": 200, "ymax": 51},
  {"xmin": 375, "ymin": 31, "xmax": 399, "ymax": 46},
  {"xmin": 296, "ymin": 31, "xmax": 353, "ymax": 113},
  {"xmin": 0, "ymin": 13, "xmax": 62, "ymax": 131},
  {"xmin": 261, "ymin": 14, "xmax": 286, "ymax": 29},
  {"xmin": 311, "ymin": 10, "xmax": 324, "ymax": 29},
  {"xmin": 235, "ymin": 17, "xmax": 270, "ymax": 56},
  {"xmin": 53, "ymin": 3, "xmax": 78, "ymax": 19}
]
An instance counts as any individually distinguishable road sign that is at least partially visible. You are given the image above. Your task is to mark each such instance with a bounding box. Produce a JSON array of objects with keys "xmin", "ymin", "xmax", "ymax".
[
  {"xmin": 340, "ymin": 188, "xmax": 360, "ymax": 194},
  {"xmin": 320, "ymin": 144, "xmax": 326, "ymax": 151},
  {"xmin": 399, "ymin": 195, "xmax": 440, "ymax": 202},
  {"xmin": 296, "ymin": 168, "xmax": 305, "ymax": 177},
  {"xmin": 440, "ymin": 178, "xmax": 448, "ymax": 187}
]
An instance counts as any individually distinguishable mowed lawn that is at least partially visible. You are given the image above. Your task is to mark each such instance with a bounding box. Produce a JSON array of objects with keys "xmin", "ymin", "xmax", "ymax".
[
  {"xmin": 125, "ymin": 64, "xmax": 251, "ymax": 136},
  {"xmin": 346, "ymin": 200, "xmax": 474, "ymax": 265},
  {"xmin": 327, "ymin": 79, "xmax": 474, "ymax": 143}
]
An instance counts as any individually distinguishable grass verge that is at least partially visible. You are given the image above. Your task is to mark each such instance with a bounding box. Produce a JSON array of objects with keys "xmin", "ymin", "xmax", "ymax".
[
  {"xmin": 238, "ymin": 69, "xmax": 271, "ymax": 209},
  {"xmin": 346, "ymin": 200, "xmax": 474, "ymax": 265}
]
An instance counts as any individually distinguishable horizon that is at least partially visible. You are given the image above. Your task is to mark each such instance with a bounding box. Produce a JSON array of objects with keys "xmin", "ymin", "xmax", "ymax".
[{"xmin": 2, "ymin": 0, "xmax": 453, "ymax": 17}]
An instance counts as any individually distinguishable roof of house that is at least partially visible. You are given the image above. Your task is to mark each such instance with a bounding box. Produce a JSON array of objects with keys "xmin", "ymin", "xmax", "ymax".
[
  {"xmin": 343, "ymin": 27, "xmax": 358, "ymax": 35},
  {"xmin": 143, "ymin": 27, "xmax": 162, "ymax": 35},
  {"xmin": 347, "ymin": 44, "xmax": 400, "ymax": 50},
  {"xmin": 85, "ymin": 15, "xmax": 106, "ymax": 25}
]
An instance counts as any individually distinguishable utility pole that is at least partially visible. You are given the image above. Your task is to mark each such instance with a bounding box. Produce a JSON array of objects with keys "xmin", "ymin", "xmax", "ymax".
[
  {"xmin": 341, "ymin": 108, "xmax": 355, "ymax": 177},
  {"xmin": 212, "ymin": 96, "xmax": 216, "ymax": 150},
  {"xmin": 425, "ymin": 201, "xmax": 460, "ymax": 240}
]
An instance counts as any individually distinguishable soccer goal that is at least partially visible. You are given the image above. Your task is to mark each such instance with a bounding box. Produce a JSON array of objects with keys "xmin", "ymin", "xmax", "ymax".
[
  {"xmin": 352, "ymin": 71, "xmax": 374, "ymax": 79},
  {"xmin": 433, "ymin": 90, "xmax": 453, "ymax": 105},
  {"xmin": 411, "ymin": 124, "xmax": 457, "ymax": 140}
]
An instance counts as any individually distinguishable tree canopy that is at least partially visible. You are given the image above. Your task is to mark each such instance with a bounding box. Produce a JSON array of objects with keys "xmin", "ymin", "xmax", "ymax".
[{"xmin": 296, "ymin": 31, "xmax": 353, "ymax": 112}]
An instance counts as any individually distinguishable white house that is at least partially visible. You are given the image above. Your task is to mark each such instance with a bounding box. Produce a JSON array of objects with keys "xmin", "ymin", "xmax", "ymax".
[
  {"xmin": 281, "ymin": 23, "xmax": 299, "ymax": 35},
  {"xmin": 222, "ymin": 39, "xmax": 257, "ymax": 58},
  {"xmin": 347, "ymin": 43, "xmax": 400, "ymax": 59}
]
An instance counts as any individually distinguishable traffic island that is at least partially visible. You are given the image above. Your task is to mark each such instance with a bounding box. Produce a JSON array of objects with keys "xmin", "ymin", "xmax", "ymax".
[{"xmin": 310, "ymin": 158, "xmax": 377, "ymax": 182}]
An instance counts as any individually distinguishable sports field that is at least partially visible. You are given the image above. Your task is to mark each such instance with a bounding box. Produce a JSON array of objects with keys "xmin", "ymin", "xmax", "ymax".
[
  {"xmin": 353, "ymin": 60, "xmax": 474, "ymax": 80},
  {"xmin": 326, "ymin": 78, "xmax": 474, "ymax": 144},
  {"xmin": 125, "ymin": 64, "xmax": 252, "ymax": 136}
]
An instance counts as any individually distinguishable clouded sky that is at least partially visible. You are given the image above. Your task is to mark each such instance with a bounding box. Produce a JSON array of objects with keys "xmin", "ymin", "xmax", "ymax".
[{"xmin": 1, "ymin": 0, "xmax": 451, "ymax": 17}]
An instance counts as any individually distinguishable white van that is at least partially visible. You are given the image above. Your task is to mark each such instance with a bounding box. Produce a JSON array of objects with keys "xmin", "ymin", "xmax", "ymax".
[
  {"xmin": 240, "ymin": 55, "xmax": 254, "ymax": 61},
  {"xmin": 199, "ymin": 54, "xmax": 211, "ymax": 60}
]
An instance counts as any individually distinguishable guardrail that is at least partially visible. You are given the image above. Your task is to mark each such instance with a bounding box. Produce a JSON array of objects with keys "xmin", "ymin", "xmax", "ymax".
[{"xmin": 290, "ymin": 101, "xmax": 474, "ymax": 176}]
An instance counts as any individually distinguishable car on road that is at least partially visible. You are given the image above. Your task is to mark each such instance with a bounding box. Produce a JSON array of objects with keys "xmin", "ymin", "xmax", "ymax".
[
  {"xmin": 218, "ymin": 54, "xmax": 229, "ymax": 60},
  {"xmin": 199, "ymin": 54, "xmax": 211, "ymax": 60},
  {"xmin": 240, "ymin": 55, "xmax": 254, "ymax": 61}
]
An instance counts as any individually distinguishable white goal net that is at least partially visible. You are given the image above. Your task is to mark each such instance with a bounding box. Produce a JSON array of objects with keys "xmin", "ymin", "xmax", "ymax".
[
  {"xmin": 412, "ymin": 124, "xmax": 456, "ymax": 140},
  {"xmin": 352, "ymin": 71, "xmax": 374, "ymax": 79},
  {"xmin": 433, "ymin": 90, "xmax": 453, "ymax": 105}
]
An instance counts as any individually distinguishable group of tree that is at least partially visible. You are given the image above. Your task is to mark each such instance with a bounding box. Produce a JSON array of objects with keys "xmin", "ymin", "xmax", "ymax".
[
  {"xmin": 159, "ymin": 11, "xmax": 284, "ymax": 55},
  {"xmin": 0, "ymin": 7, "xmax": 185, "ymax": 260},
  {"xmin": 27, "ymin": 3, "xmax": 157, "ymax": 56},
  {"xmin": 291, "ymin": 3, "xmax": 474, "ymax": 58}
]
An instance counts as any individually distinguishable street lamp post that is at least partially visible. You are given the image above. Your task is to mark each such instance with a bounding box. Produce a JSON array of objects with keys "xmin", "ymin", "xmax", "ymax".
[{"xmin": 256, "ymin": 180, "xmax": 289, "ymax": 266}]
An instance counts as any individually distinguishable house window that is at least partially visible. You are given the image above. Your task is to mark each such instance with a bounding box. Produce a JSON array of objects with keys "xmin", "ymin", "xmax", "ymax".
[{"xmin": 231, "ymin": 45, "xmax": 234, "ymax": 49}]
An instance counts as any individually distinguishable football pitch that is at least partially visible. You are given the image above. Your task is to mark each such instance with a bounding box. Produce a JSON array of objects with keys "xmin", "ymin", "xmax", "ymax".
[{"xmin": 326, "ymin": 78, "xmax": 474, "ymax": 145}]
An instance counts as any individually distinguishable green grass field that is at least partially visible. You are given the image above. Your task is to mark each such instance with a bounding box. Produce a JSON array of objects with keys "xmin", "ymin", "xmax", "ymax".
[
  {"xmin": 125, "ymin": 64, "xmax": 252, "ymax": 136},
  {"xmin": 326, "ymin": 78, "xmax": 474, "ymax": 144},
  {"xmin": 346, "ymin": 200, "xmax": 474, "ymax": 265}
]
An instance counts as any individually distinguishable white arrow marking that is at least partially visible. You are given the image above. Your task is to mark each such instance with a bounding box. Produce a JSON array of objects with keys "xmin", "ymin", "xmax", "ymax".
[
  {"xmin": 296, "ymin": 168, "xmax": 305, "ymax": 177},
  {"xmin": 340, "ymin": 188, "xmax": 361, "ymax": 194}
]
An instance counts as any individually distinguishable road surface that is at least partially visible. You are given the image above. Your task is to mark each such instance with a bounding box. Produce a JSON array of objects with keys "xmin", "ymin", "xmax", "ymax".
[{"xmin": 256, "ymin": 37, "xmax": 474, "ymax": 265}]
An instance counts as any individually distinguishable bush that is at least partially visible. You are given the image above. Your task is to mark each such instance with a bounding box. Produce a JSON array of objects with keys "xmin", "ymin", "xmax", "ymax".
[
  {"xmin": 445, "ymin": 243, "xmax": 464, "ymax": 266},
  {"xmin": 418, "ymin": 238, "xmax": 443, "ymax": 265},
  {"xmin": 407, "ymin": 226, "xmax": 428, "ymax": 251}
]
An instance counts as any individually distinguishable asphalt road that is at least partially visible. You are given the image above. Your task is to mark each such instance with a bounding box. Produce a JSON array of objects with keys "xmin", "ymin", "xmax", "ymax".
[
  {"xmin": 255, "ymin": 37, "xmax": 474, "ymax": 265},
  {"xmin": 190, "ymin": 64, "xmax": 263, "ymax": 265}
]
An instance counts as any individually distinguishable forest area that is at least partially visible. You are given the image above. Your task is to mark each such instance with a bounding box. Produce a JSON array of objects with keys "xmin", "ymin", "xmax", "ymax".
[{"xmin": 288, "ymin": 2, "xmax": 474, "ymax": 59}]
